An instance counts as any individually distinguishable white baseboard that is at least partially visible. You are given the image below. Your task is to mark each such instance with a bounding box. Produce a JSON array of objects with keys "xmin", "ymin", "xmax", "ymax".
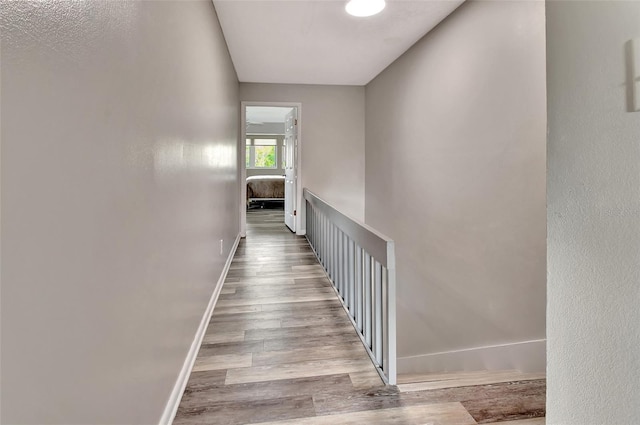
[
  {"xmin": 398, "ymin": 339, "xmax": 546, "ymax": 375},
  {"xmin": 158, "ymin": 232, "xmax": 241, "ymax": 425}
]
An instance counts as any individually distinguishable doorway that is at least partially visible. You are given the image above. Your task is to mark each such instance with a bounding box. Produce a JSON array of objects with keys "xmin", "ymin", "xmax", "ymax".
[{"xmin": 240, "ymin": 102, "xmax": 302, "ymax": 237}]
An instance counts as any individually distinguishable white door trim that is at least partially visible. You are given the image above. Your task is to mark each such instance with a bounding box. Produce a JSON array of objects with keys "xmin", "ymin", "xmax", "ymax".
[{"xmin": 240, "ymin": 101, "xmax": 304, "ymax": 237}]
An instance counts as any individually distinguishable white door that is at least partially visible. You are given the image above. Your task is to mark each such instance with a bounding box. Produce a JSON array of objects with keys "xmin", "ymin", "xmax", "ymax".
[{"xmin": 284, "ymin": 108, "xmax": 297, "ymax": 232}]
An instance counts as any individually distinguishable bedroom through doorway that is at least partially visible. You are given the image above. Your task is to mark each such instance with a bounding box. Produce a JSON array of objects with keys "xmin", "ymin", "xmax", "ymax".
[{"xmin": 240, "ymin": 103, "xmax": 301, "ymax": 237}]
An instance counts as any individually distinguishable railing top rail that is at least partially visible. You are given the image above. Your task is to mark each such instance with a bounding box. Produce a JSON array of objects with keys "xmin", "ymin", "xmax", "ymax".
[{"xmin": 304, "ymin": 188, "xmax": 395, "ymax": 269}]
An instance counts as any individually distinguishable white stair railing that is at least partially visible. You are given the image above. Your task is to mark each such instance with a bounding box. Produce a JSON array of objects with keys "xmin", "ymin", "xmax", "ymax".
[{"xmin": 304, "ymin": 188, "xmax": 397, "ymax": 385}]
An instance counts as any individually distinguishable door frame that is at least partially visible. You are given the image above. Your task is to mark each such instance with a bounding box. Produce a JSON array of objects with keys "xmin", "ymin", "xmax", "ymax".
[{"xmin": 240, "ymin": 101, "xmax": 303, "ymax": 237}]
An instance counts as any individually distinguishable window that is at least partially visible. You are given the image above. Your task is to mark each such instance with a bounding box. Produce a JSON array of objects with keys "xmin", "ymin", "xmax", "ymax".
[{"xmin": 246, "ymin": 136, "xmax": 283, "ymax": 169}]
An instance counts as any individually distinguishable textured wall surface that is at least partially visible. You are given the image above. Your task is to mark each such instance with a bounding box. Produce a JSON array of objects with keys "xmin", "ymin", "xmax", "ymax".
[
  {"xmin": 0, "ymin": 2, "xmax": 239, "ymax": 423},
  {"xmin": 240, "ymin": 83, "xmax": 365, "ymax": 221},
  {"xmin": 365, "ymin": 1, "xmax": 547, "ymax": 372},
  {"xmin": 546, "ymin": 2, "xmax": 640, "ymax": 424}
]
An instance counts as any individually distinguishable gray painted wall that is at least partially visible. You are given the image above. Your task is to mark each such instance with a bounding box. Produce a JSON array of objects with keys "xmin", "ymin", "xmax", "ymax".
[
  {"xmin": 240, "ymin": 83, "xmax": 365, "ymax": 220},
  {"xmin": 246, "ymin": 122, "xmax": 285, "ymax": 135},
  {"xmin": 0, "ymin": 2, "xmax": 239, "ymax": 423},
  {"xmin": 546, "ymin": 2, "xmax": 640, "ymax": 424},
  {"xmin": 364, "ymin": 1, "xmax": 547, "ymax": 373}
]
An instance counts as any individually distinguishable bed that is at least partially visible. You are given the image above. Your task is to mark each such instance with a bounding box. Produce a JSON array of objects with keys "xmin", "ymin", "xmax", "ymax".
[{"xmin": 246, "ymin": 175, "xmax": 285, "ymax": 207}]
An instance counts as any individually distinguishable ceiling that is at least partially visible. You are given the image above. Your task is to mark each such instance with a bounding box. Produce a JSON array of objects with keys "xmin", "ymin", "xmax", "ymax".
[
  {"xmin": 213, "ymin": 0, "xmax": 465, "ymax": 86},
  {"xmin": 246, "ymin": 106, "xmax": 293, "ymax": 123}
]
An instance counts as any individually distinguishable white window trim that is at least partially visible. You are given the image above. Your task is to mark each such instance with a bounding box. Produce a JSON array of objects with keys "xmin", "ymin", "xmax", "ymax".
[{"xmin": 246, "ymin": 135, "xmax": 284, "ymax": 170}]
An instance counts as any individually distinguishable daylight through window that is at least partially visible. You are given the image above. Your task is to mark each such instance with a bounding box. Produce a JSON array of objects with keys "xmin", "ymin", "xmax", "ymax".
[{"xmin": 246, "ymin": 136, "xmax": 283, "ymax": 169}]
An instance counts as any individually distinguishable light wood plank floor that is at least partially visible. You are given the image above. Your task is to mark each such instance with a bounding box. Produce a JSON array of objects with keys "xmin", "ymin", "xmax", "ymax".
[{"xmin": 174, "ymin": 207, "xmax": 546, "ymax": 425}]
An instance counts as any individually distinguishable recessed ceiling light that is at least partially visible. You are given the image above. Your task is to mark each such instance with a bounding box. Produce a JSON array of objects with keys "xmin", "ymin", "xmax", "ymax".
[{"xmin": 345, "ymin": 0, "xmax": 386, "ymax": 17}]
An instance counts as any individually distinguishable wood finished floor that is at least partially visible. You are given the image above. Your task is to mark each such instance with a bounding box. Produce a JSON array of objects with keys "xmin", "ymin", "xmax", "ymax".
[{"xmin": 174, "ymin": 207, "xmax": 546, "ymax": 425}]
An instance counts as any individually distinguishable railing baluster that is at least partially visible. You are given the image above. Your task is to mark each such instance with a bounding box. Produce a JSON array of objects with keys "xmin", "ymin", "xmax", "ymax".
[
  {"xmin": 370, "ymin": 256, "xmax": 376, "ymax": 356},
  {"xmin": 327, "ymin": 221, "xmax": 332, "ymax": 279},
  {"xmin": 329, "ymin": 219, "xmax": 332, "ymax": 274},
  {"xmin": 338, "ymin": 230, "xmax": 341, "ymax": 292},
  {"xmin": 323, "ymin": 214, "xmax": 327, "ymax": 268},
  {"xmin": 345, "ymin": 234, "xmax": 351, "ymax": 306},
  {"xmin": 309, "ymin": 203, "xmax": 313, "ymax": 248},
  {"xmin": 312, "ymin": 206, "xmax": 316, "ymax": 247},
  {"xmin": 325, "ymin": 215, "xmax": 329, "ymax": 269},
  {"xmin": 320, "ymin": 212, "xmax": 324, "ymax": 266},
  {"xmin": 347, "ymin": 239, "xmax": 355, "ymax": 313},
  {"xmin": 320, "ymin": 214, "xmax": 325, "ymax": 265},
  {"xmin": 330, "ymin": 223, "xmax": 335, "ymax": 282},
  {"xmin": 335, "ymin": 226, "xmax": 340, "ymax": 288},
  {"xmin": 337, "ymin": 230, "xmax": 344, "ymax": 299},
  {"xmin": 308, "ymin": 202, "xmax": 312, "ymax": 245},
  {"xmin": 382, "ymin": 266, "xmax": 388, "ymax": 372},
  {"xmin": 382, "ymin": 266, "xmax": 389, "ymax": 377},
  {"xmin": 386, "ymin": 266, "xmax": 397, "ymax": 385},
  {"xmin": 374, "ymin": 260, "xmax": 383, "ymax": 364},
  {"xmin": 342, "ymin": 231, "xmax": 347, "ymax": 296},
  {"xmin": 364, "ymin": 252, "xmax": 372, "ymax": 348},
  {"xmin": 355, "ymin": 245, "xmax": 363, "ymax": 331},
  {"xmin": 337, "ymin": 230, "xmax": 342, "ymax": 295},
  {"xmin": 306, "ymin": 201, "xmax": 313, "ymax": 248}
]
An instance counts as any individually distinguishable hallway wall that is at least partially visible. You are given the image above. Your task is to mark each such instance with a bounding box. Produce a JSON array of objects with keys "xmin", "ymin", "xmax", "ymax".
[
  {"xmin": 0, "ymin": 2, "xmax": 239, "ymax": 424},
  {"xmin": 239, "ymin": 83, "xmax": 365, "ymax": 220},
  {"xmin": 365, "ymin": 1, "xmax": 547, "ymax": 373},
  {"xmin": 546, "ymin": 2, "xmax": 640, "ymax": 424}
]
